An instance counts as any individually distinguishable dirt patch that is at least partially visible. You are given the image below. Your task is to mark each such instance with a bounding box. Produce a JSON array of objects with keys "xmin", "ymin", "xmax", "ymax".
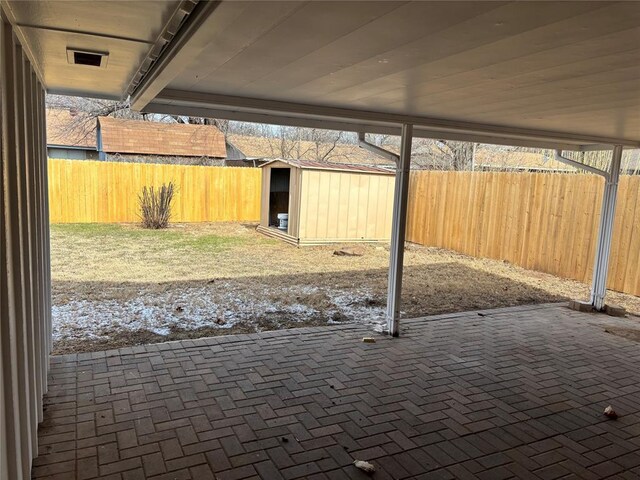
[
  {"xmin": 604, "ymin": 326, "xmax": 640, "ymax": 343},
  {"xmin": 50, "ymin": 222, "xmax": 640, "ymax": 354},
  {"xmin": 52, "ymin": 318, "xmax": 330, "ymax": 355}
]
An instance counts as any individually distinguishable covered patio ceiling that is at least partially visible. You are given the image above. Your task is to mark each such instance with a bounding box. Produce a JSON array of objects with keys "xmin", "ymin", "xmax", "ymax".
[
  {"xmin": 138, "ymin": 1, "xmax": 640, "ymax": 150},
  {"xmin": 5, "ymin": 0, "xmax": 640, "ymax": 151}
]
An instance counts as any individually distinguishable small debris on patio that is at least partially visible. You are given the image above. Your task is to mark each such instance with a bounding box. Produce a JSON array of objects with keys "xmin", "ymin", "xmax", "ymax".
[
  {"xmin": 604, "ymin": 405, "xmax": 618, "ymax": 419},
  {"xmin": 333, "ymin": 246, "xmax": 365, "ymax": 257},
  {"xmin": 362, "ymin": 337, "xmax": 376, "ymax": 343},
  {"xmin": 281, "ymin": 437, "xmax": 289, "ymax": 443},
  {"xmin": 354, "ymin": 460, "xmax": 375, "ymax": 474}
]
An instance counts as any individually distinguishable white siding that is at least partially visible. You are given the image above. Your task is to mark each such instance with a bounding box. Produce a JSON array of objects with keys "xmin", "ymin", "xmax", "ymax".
[{"xmin": 1, "ymin": 15, "xmax": 51, "ymax": 480}]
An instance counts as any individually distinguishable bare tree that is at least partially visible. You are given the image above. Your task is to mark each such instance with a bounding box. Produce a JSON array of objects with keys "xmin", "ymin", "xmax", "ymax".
[
  {"xmin": 308, "ymin": 128, "xmax": 344, "ymax": 161},
  {"xmin": 171, "ymin": 115, "xmax": 230, "ymax": 134},
  {"xmin": 432, "ymin": 140, "xmax": 474, "ymax": 170},
  {"xmin": 47, "ymin": 94, "xmax": 146, "ymax": 147},
  {"xmin": 368, "ymin": 133, "xmax": 395, "ymax": 148},
  {"xmin": 261, "ymin": 126, "xmax": 307, "ymax": 159},
  {"xmin": 47, "ymin": 94, "xmax": 134, "ymax": 119}
]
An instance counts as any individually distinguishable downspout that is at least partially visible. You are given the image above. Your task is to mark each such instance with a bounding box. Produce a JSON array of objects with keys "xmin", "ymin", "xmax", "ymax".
[{"xmin": 555, "ymin": 148, "xmax": 622, "ymax": 310}]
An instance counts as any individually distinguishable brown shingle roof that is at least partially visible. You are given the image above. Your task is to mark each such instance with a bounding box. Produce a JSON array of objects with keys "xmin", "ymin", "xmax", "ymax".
[
  {"xmin": 261, "ymin": 158, "xmax": 393, "ymax": 175},
  {"xmin": 227, "ymin": 134, "xmax": 395, "ymax": 167},
  {"xmin": 46, "ymin": 108, "xmax": 97, "ymax": 149},
  {"xmin": 98, "ymin": 117, "xmax": 226, "ymax": 158}
]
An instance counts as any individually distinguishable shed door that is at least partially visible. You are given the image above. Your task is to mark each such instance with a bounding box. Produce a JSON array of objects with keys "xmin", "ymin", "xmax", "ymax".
[{"xmin": 268, "ymin": 167, "xmax": 291, "ymax": 229}]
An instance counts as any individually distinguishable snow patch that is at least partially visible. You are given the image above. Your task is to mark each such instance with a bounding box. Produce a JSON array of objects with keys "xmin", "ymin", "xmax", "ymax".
[{"xmin": 52, "ymin": 284, "xmax": 385, "ymax": 341}]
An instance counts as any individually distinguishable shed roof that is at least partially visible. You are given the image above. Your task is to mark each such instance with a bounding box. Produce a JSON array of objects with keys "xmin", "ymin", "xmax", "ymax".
[
  {"xmin": 97, "ymin": 117, "xmax": 227, "ymax": 158},
  {"xmin": 261, "ymin": 158, "xmax": 394, "ymax": 175}
]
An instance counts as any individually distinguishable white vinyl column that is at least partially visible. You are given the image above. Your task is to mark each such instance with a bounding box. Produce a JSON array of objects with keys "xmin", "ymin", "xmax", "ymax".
[
  {"xmin": 386, "ymin": 123, "xmax": 413, "ymax": 337},
  {"xmin": 590, "ymin": 145, "xmax": 623, "ymax": 310}
]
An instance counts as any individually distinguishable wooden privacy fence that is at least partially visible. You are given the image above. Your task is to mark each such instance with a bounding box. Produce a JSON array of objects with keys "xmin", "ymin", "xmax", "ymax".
[
  {"xmin": 406, "ymin": 171, "xmax": 640, "ymax": 297},
  {"xmin": 48, "ymin": 159, "xmax": 262, "ymax": 223}
]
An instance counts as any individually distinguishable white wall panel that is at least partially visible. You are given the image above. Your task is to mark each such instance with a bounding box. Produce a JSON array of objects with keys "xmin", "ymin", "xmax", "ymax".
[{"xmin": 1, "ymin": 14, "xmax": 51, "ymax": 480}]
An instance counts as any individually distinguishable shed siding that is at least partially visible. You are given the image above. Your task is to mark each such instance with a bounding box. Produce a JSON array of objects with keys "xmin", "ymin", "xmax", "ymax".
[
  {"xmin": 298, "ymin": 170, "xmax": 394, "ymax": 242},
  {"xmin": 288, "ymin": 167, "xmax": 302, "ymax": 238},
  {"xmin": 260, "ymin": 167, "xmax": 270, "ymax": 227}
]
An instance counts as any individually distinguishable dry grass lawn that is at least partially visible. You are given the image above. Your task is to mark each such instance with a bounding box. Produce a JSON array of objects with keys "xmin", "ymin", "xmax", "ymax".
[{"xmin": 51, "ymin": 222, "xmax": 640, "ymax": 354}]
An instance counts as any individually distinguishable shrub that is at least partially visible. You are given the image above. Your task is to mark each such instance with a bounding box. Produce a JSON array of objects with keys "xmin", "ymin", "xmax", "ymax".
[{"xmin": 138, "ymin": 182, "xmax": 175, "ymax": 229}]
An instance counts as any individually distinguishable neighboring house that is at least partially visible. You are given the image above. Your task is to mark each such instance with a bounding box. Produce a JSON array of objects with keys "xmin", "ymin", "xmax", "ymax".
[
  {"xmin": 227, "ymin": 134, "xmax": 394, "ymax": 168},
  {"xmin": 46, "ymin": 109, "xmax": 99, "ymax": 160},
  {"xmin": 46, "ymin": 109, "xmax": 245, "ymax": 166},
  {"xmin": 97, "ymin": 116, "xmax": 227, "ymax": 164},
  {"xmin": 46, "ymin": 109, "xmax": 392, "ymax": 168},
  {"xmin": 224, "ymin": 139, "xmax": 260, "ymax": 167}
]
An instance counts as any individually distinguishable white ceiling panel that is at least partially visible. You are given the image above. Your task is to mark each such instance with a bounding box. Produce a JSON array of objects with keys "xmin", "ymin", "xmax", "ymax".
[
  {"xmin": 3, "ymin": 0, "xmax": 182, "ymax": 99},
  {"xmin": 15, "ymin": 27, "xmax": 151, "ymax": 98},
  {"xmin": 3, "ymin": 0, "xmax": 639, "ymax": 147},
  {"xmin": 153, "ymin": 1, "xmax": 640, "ymax": 145},
  {"xmin": 7, "ymin": 0, "xmax": 175, "ymax": 42}
]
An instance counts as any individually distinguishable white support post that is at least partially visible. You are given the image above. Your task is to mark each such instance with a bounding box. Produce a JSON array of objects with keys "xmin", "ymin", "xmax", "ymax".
[
  {"xmin": 386, "ymin": 123, "xmax": 413, "ymax": 337},
  {"xmin": 590, "ymin": 145, "xmax": 623, "ymax": 310}
]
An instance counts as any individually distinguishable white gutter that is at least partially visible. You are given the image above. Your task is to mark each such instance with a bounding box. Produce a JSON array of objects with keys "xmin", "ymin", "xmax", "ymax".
[
  {"xmin": 129, "ymin": 0, "xmax": 221, "ymax": 109},
  {"xmin": 357, "ymin": 132, "xmax": 399, "ymax": 164},
  {"xmin": 554, "ymin": 150, "xmax": 609, "ymax": 180}
]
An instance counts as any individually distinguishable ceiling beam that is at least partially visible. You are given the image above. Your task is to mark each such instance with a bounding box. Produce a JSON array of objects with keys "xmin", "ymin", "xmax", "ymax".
[
  {"xmin": 146, "ymin": 89, "xmax": 638, "ymax": 151},
  {"xmin": 144, "ymin": 101, "xmax": 599, "ymax": 151}
]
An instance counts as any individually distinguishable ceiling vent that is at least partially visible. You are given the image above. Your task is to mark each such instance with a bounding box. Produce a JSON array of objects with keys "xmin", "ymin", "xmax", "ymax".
[{"xmin": 66, "ymin": 48, "xmax": 109, "ymax": 68}]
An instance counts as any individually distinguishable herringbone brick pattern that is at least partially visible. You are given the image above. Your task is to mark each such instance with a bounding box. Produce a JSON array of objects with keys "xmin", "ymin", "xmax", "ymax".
[{"xmin": 33, "ymin": 304, "xmax": 640, "ymax": 479}]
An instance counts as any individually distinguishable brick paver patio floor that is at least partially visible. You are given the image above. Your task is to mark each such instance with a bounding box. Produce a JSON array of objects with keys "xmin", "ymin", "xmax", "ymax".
[{"xmin": 33, "ymin": 303, "xmax": 640, "ymax": 479}]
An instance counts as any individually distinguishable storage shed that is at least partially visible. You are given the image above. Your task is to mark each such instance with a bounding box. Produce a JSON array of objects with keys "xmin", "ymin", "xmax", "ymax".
[{"xmin": 257, "ymin": 159, "xmax": 395, "ymax": 245}]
